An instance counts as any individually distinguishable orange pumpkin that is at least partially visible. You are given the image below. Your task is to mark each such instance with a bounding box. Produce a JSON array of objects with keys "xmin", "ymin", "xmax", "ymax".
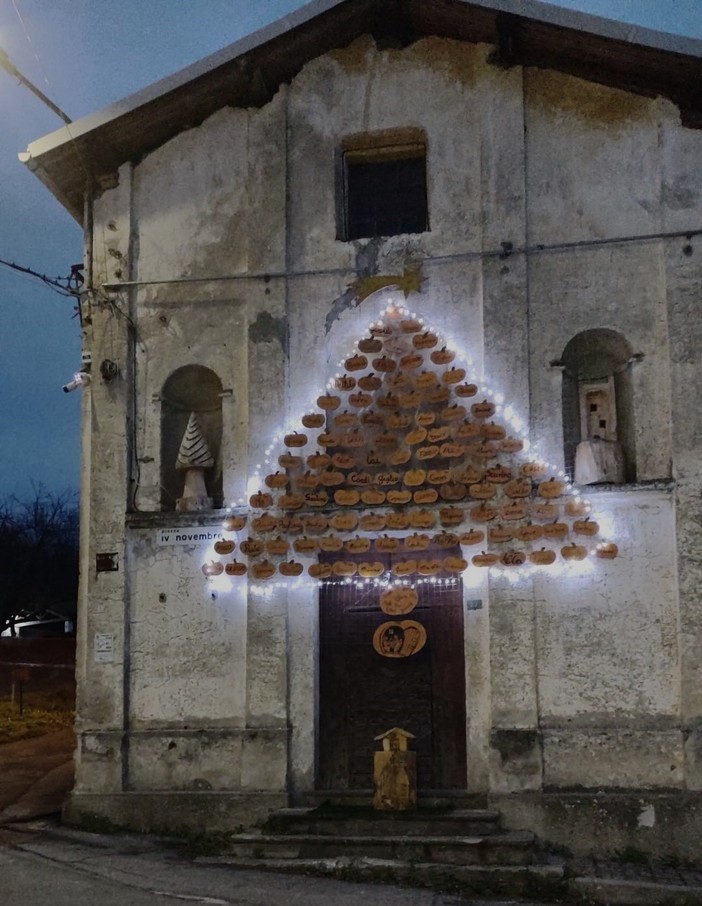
[
  {"xmin": 455, "ymin": 382, "xmax": 478, "ymax": 398},
  {"xmin": 470, "ymin": 503, "xmax": 497, "ymax": 522},
  {"xmin": 334, "ymin": 488, "xmax": 360, "ymax": 506},
  {"xmin": 376, "ymin": 535, "xmax": 400, "ymax": 553},
  {"xmin": 488, "ymin": 524, "xmax": 514, "ymax": 544},
  {"xmin": 252, "ymin": 560, "xmax": 276, "ymax": 580},
  {"xmin": 561, "ymin": 542, "xmax": 588, "ymax": 561},
  {"xmin": 214, "ymin": 539, "xmax": 236, "ymax": 555},
  {"xmin": 521, "ymin": 461, "xmax": 548, "ymax": 479},
  {"xmin": 331, "ymin": 512, "xmax": 359, "ymax": 532},
  {"xmin": 399, "ymin": 351, "xmax": 424, "ymax": 370},
  {"xmin": 249, "ymin": 490, "xmax": 273, "ymax": 509},
  {"xmin": 222, "ymin": 514, "xmax": 247, "ymax": 532},
  {"xmin": 440, "ymin": 442, "xmax": 465, "ymax": 459},
  {"xmin": 319, "ymin": 470, "xmax": 345, "ymax": 487},
  {"xmin": 307, "ymin": 451, "xmax": 331, "ymax": 470},
  {"xmin": 504, "ymin": 478, "xmax": 532, "ymax": 499},
  {"xmin": 442, "ymin": 367, "xmax": 466, "ymax": 385},
  {"xmin": 399, "ymin": 390, "xmax": 423, "ymax": 408},
  {"xmin": 427, "ymin": 386, "xmax": 450, "ymax": 404},
  {"xmin": 388, "ymin": 411, "xmax": 412, "ymax": 430},
  {"xmin": 279, "ymin": 560, "xmax": 303, "ymax": 577},
  {"xmin": 303, "ymin": 514, "xmax": 328, "ymax": 534},
  {"xmin": 596, "ymin": 542, "xmax": 619, "ymax": 560},
  {"xmin": 319, "ymin": 535, "xmax": 343, "ymax": 553},
  {"xmin": 278, "ymin": 515, "xmax": 303, "ymax": 534},
  {"xmin": 202, "ymin": 561, "xmax": 224, "ymax": 577},
  {"xmin": 358, "ymin": 337, "xmax": 383, "ymax": 354},
  {"xmin": 542, "ymin": 521, "xmax": 569, "ymax": 539},
  {"xmin": 532, "ymin": 502, "xmax": 559, "ymax": 520},
  {"xmin": 515, "ymin": 523, "xmax": 543, "ymax": 542},
  {"xmin": 317, "ymin": 393, "xmax": 341, "ymax": 411},
  {"xmin": 485, "ymin": 464, "xmax": 512, "ymax": 484},
  {"xmin": 565, "ymin": 498, "xmax": 591, "ymax": 517},
  {"xmin": 472, "ymin": 551, "xmax": 500, "ymax": 567},
  {"xmin": 455, "ymin": 420, "xmax": 481, "ymax": 439},
  {"xmin": 427, "ymin": 468, "xmax": 451, "ymax": 485},
  {"xmin": 265, "ymin": 471, "xmax": 289, "ymax": 489},
  {"xmin": 403, "ymin": 468, "xmax": 427, "ymax": 487},
  {"xmin": 444, "ymin": 555, "xmax": 468, "ymax": 574},
  {"xmin": 501, "ymin": 550, "xmax": 526, "ymax": 567},
  {"xmin": 453, "ymin": 465, "xmax": 482, "ymax": 484},
  {"xmin": 501, "ymin": 501, "xmax": 528, "ymax": 521},
  {"xmin": 252, "ymin": 513, "xmax": 277, "ymax": 533},
  {"xmin": 332, "ymin": 452, "xmax": 356, "ymax": 470},
  {"xmin": 413, "ymin": 488, "xmax": 439, "ymax": 504},
  {"xmin": 334, "ymin": 374, "xmax": 356, "ymax": 392},
  {"xmin": 413, "ymin": 331, "xmax": 439, "ymax": 349},
  {"xmin": 471, "ymin": 400, "xmax": 496, "ymax": 420},
  {"xmin": 392, "ymin": 559, "xmax": 418, "ymax": 577},
  {"xmin": 357, "ymin": 373, "xmax": 382, "ymax": 392},
  {"xmin": 404, "ymin": 532, "xmax": 431, "ymax": 551},
  {"xmin": 427, "ymin": 425, "xmax": 451, "ymax": 444},
  {"xmin": 482, "ymin": 422, "xmax": 506, "ymax": 440},
  {"xmin": 342, "ymin": 431, "xmax": 366, "ymax": 449},
  {"xmin": 417, "ymin": 444, "xmax": 440, "ymax": 461},
  {"xmin": 359, "ymin": 512, "xmax": 387, "ymax": 531},
  {"xmin": 302, "ymin": 412, "xmax": 325, "ymax": 429},
  {"xmin": 225, "ymin": 561, "xmax": 247, "ymax": 576},
  {"xmin": 440, "ymin": 506, "xmax": 465, "ymax": 527},
  {"xmin": 415, "ymin": 370, "xmax": 438, "ymax": 389},
  {"xmin": 378, "ymin": 392, "xmax": 401, "ymax": 410},
  {"xmin": 530, "ymin": 548, "xmax": 557, "ymax": 566},
  {"xmin": 346, "ymin": 536, "xmax": 371, "ymax": 554},
  {"xmin": 430, "ymin": 346, "xmax": 455, "ymax": 365},
  {"xmin": 390, "ymin": 448, "xmax": 412, "ymax": 466},
  {"xmin": 308, "ymin": 562, "xmax": 332, "ymax": 579},
  {"xmin": 538, "ymin": 477, "xmax": 566, "ymax": 499},
  {"xmin": 317, "ymin": 432, "xmax": 340, "ymax": 448},
  {"xmin": 265, "ymin": 537, "xmax": 289, "ymax": 556},
  {"xmin": 358, "ymin": 561, "xmax": 385, "ymax": 578},
  {"xmin": 361, "ymin": 488, "xmax": 386, "ymax": 506},
  {"xmin": 500, "ymin": 436, "xmax": 524, "ymax": 453},
  {"xmin": 442, "ymin": 404, "xmax": 466, "ymax": 422},
  {"xmin": 400, "ymin": 318, "xmax": 422, "ymax": 334},
  {"xmin": 304, "ymin": 490, "xmax": 329, "ymax": 508},
  {"xmin": 409, "ymin": 508, "xmax": 436, "ymax": 529},
  {"xmin": 573, "ymin": 518, "xmax": 600, "ymax": 537},
  {"xmin": 349, "ymin": 391, "xmax": 373, "ymax": 409},
  {"xmin": 469, "ymin": 481, "xmax": 496, "ymax": 500},
  {"xmin": 386, "ymin": 511, "xmax": 410, "ymax": 529},
  {"xmin": 278, "ymin": 453, "xmax": 303, "ymax": 470},
  {"xmin": 294, "ymin": 536, "xmax": 318, "ymax": 554},
  {"xmin": 460, "ymin": 529, "xmax": 485, "ymax": 546},
  {"xmin": 407, "ymin": 427, "xmax": 428, "ymax": 446},
  {"xmin": 418, "ymin": 558, "xmax": 443, "ymax": 575},
  {"xmin": 344, "ymin": 354, "xmax": 368, "ymax": 372},
  {"xmin": 332, "ymin": 560, "xmax": 358, "ymax": 577},
  {"xmin": 372, "ymin": 355, "xmax": 397, "ymax": 373},
  {"xmin": 284, "ymin": 431, "xmax": 308, "ymax": 448}
]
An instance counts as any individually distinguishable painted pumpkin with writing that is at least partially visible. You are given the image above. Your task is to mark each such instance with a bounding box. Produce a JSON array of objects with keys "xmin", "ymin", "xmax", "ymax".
[
  {"xmin": 372, "ymin": 355, "xmax": 397, "ymax": 373},
  {"xmin": 249, "ymin": 491, "xmax": 273, "ymax": 509},
  {"xmin": 358, "ymin": 560, "xmax": 385, "ymax": 578},
  {"xmin": 515, "ymin": 522, "xmax": 543, "ymax": 542},
  {"xmin": 359, "ymin": 512, "xmax": 386, "ymax": 531},
  {"xmin": 357, "ymin": 373, "xmax": 382, "ymax": 393},
  {"xmin": 278, "ymin": 515, "xmax": 303, "ymax": 534},
  {"xmin": 319, "ymin": 535, "xmax": 343, "ymax": 553},
  {"xmin": 392, "ymin": 559, "xmax": 418, "ymax": 577},
  {"xmin": 308, "ymin": 562, "xmax": 332, "ymax": 579},
  {"xmin": 202, "ymin": 561, "xmax": 224, "ymax": 577},
  {"xmin": 400, "ymin": 317, "xmax": 422, "ymax": 334},
  {"xmin": 222, "ymin": 514, "xmax": 246, "ymax": 532},
  {"xmin": 303, "ymin": 514, "xmax": 328, "ymax": 534},
  {"xmin": 442, "ymin": 404, "xmax": 466, "ymax": 422},
  {"xmin": 500, "ymin": 436, "xmax": 524, "ymax": 453},
  {"xmin": 388, "ymin": 411, "xmax": 412, "ymax": 430},
  {"xmin": 409, "ymin": 508, "xmax": 436, "ymax": 529},
  {"xmin": 376, "ymin": 535, "xmax": 400, "ymax": 553},
  {"xmin": 385, "ymin": 510, "xmax": 410, "ymax": 529},
  {"xmin": 538, "ymin": 477, "xmax": 566, "ymax": 499},
  {"xmin": 317, "ymin": 393, "xmax": 341, "ymax": 411},
  {"xmin": 390, "ymin": 447, "xmax": 412, "ymax": 466},
  {"xmin": 406, "ymin": 427, "xmax": 428, "ymax": 446},
  {"xmin": 414, "ymin": 488, "xmax": 438, "ymax": 504},
  {"xmin": 440, "ymin": 482, "xmax": 468, "ymax": 502},
  {"xmin": 278, "ymin": 453, "xmax": 303, "ymax": 470},
  {"xmin": 399, "ymin": 351, "xmax": 424, "ymax": 370},
  {"xmin": 332, "ymin": 452, "xmax": 356, "ymax": 470},
  {"xmin": 471, "ymin": 400, "xmax": 496, "ymax": 420},
  {"xmin": 380, "ymin": 586, "xmax": 418, "ymax": 614},
  {"xmin": 265, "ymin": 537, "xmax": 289, "ymax": 557},
  {"xmin": 442, "ymin": 367, "xmax": 466, "ymax": 385},
  {"xmin": 361, "ymin": 410, "xmax": 384, "ymax": 428},
  {"xmin": 294, "ymin": 536, "xmax": 318, "ymax": 555},
  {"xmin": 427, "ymin": 468, "xmax": 451, "ymax": 485},
  {"xmin": 346, "ymin": 536, "xmax": 371, "ymax": 554},
  {"xmin": 427, "ymin": 425, "xmax": 451, "ymax": 444},
  {"xmin": 488, "ymin": 524, "xmax": 514, "ymax": 544},
  {"xmin": 319, "ymin": 470, "xmax": 345, "ymax": 487},
  {"xmin": 455, "ymin": 382, "xmax": 478, "ymax": 398},
  {"xmin": 334, "ymin": 374, "xmax": 356, "ymax": 392},
  {"xmin": 472, "ymin": 551, "xmax": 500, "ymax": 567},
  {"xmin": 365, "ymin": 450, "xmax": 383, "ymax": 467},
  {"xmin": 574, "ymin": 518, "xmax": 599, "ymax": 537},
  {"xmin": 430, "ymin": 346, "xmax": 455, "ymax": 365},
  {"xmin": 440, "ymin": 507, "xmax": 465, "ymax": 527},
  {"xmin": 332, "ymin": 560, "xmax": 357, "ymax": 577},
  {"xmin": 265, "ymin": 471, "xmax": 289, "ymax": 489},
  {"xmin": 330, "ymin": 512, "xmax": 358, "ymax": 532},
  {"xmin": 470, "ymin": 502, "xmax": 497, "ymax": 522},
  {"xmin": 482, "ymin": 422, "xmax": 506, "ymax": 440},
  {"xmin": 440, "ymin": 442, "xmax": 465, "ymax": 459},
  {"xmin": 334, "ymin": 488, "xmax": 360, "ymax": 506},
  {"xmin": 361, "ymin": 488, "xmax": 386, "ymax": 506},
  {"xmin": 469, "ymin": 481, "xmax": 496, "ymax": 500},
  {"xmin": 415, "ymin": 370, "xmax": 438, "ymax": 390},
  {"xmin": 334, "ymin": 411, "xmax": 359, "ymax": 429},
  {"xmin": 453, "ymin": 465, "xmax": 482, "ymax": 484},
  {"xmin": 530, "ymin": 548, "xmax": 557, "ymax": 566},
  {"xmin": 561, "ymin": 542, "xmax": 588, "ymax": 561},
  {"xmin": 279, "ymin": 560, "xmax": 303, "ymax": 577},
  {"xmin": 399, "ymin": 390, "xmax": 422, "ymax": 409},
  {"xmin": 485, "ymin": 464, "xmax": 512, "ymax": 484},
  {"xmin": 474, "ymin": 441, "xmax": 499, "ymax": 460},
  {"xmin": 565, "ymin": 498, "xmax": 591, "ymax": 517},
  {"xmin": 304, "ymin": 490, "xmax": 329, "ymax": 508},
  {"xmin": 348, "ymin": 391, "xmax": 373, "ymax": 409},
  {"xmin": 358, "ymin": 336, "xmax": 383, "ymax": 354},
  {"xmin": 455, "ymin": 420, "xmax": 481, "ymax": 439},
  {"xmin": 501, "ymin": 550, "xmax": 526, "ymax": 567},
  {"xmin": 532, "ymin": 502, "xmax": 559, "ymax": 520},
  {"xmin": 460, "ymin": 529, "xmax": 485, "ymax": 546},
  {"xmin": 596, "ymin": 542, "xmax": 619, "ymax": 560},
  {"xmin": 214, "ymin": 539, "xmax": 236, "ymax": 555},
  {"xmin": 504, "ymin": 478, "xmax": 531, "ymax": 498},
  {"xmin": 501, "ymin": 501, "xmax": 528, "ymax": 521},
  {"xmin": 252, "ymin": 560, "xmax": 276, "ymax": 580},
  {"xmin": 413, "ymin": 331, "xmax": 439, "ymax": 349},
  {"xmin": 225, "ymin": 560, "xmax": 247, "ymax": 576},
  {"xmin": 387, "ymin": 371, "xmax": 412, "ymax": 390},
  {"xmin": 417, "ymin": 444, "xmax": 440, "ymax": 461},
  {"xmin": 280, "ymin": 493, "xmax": 305, "ymax": 511},
  {"xmin": 302, "ymin": 412, "xmax": 325, "ymax": 429},
  {"xmin": 444, "ymin": 555, "xmax": 468, "ymax": 574},
  {"xmin": 521, "ymin": 461, "xmax": 548, "ymax": 479},
  {"xmin": 428, "ymin": 386, "xmax": 450, "ymax": 404},
  {"xmin": 415, "ymin": 411, "xmax": 436, "ymax": 428},
  {"xmin": 376, "ymin": 432, "xmax": 398, "ymax": 448},
  {"xmin": 344, "ymin": 354, "xmax": 368, "ymax": 372},
  {"xmin": 307, "ymin": 451, "xmax": 331, "ymax": 470},
  {"xmin": 378, "ymin": 392, "xmax": 401, "ymax": 410},
  {"xmin": 543, "ymin": 521, "xmax": 569, "ymax": 540},
  {"xmin": 433, "ymin": 531, "xmax": 460, "ymax": 549},
  {"xmin": 418, "ymin": 558, "xmax": 443, "ymax": 576},
  {"xmin": 403, "ymin": 468, "xmax": 427, "ymax": 487},
  {"xmin": 404, "ymin": 533, "xmax": 430, "ymax": 551},
  {"xmin": 284, "ymin": 431, "xmax": 307, "ymax": 448}
]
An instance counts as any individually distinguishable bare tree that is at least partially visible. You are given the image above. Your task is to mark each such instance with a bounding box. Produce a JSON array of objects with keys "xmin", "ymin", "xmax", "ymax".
[{"xmin": 0, "ymin": 488, "xmax": 79, "ymax": 637}]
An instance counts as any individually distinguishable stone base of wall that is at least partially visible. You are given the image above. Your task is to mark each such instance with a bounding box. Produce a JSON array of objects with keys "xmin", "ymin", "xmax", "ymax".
[
  {"xmin": 492, "ymin": 790, "xmax": 702, "ymax": 860},
  {"xmin": 63, "ymin": 790, "xmax": 288, "ymax": 834}
]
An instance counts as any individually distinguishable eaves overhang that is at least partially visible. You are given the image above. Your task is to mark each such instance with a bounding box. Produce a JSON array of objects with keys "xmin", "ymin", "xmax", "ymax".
[{"xmin": 21, "ymin": 0, "xmax": 702, "ymax": 223}]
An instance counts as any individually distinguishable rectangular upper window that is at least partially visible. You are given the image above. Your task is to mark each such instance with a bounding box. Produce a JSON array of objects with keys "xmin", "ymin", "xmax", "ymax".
[{"xmin": 338, "ymin": 134, "xmax": 428, "ymax": 241}]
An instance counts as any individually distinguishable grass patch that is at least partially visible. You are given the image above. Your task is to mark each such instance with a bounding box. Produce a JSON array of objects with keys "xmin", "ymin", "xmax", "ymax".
[{"xmin": 0, "ymin": 699, "xmax": 74, "ymax": 743}]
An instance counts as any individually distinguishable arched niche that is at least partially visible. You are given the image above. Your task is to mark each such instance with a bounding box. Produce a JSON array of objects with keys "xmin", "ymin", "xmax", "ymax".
[
  {"xmin": 160, "ymin": 365, "xmax": 223, "ymax": 510},
  {"xmin": 560, "ymin": 329, "xmax": 635, "ymax": 484}
]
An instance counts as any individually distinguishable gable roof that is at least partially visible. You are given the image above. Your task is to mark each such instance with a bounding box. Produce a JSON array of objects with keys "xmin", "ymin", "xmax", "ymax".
[{"xmin": 22, "ymin": 0, "xmax": 702, "ymax": 222}]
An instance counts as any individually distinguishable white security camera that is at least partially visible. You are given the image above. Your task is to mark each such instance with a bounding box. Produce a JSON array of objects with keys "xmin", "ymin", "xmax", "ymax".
[{"xmin": 63, "ymin": 372, "xmax": 91, "ymax": 393}]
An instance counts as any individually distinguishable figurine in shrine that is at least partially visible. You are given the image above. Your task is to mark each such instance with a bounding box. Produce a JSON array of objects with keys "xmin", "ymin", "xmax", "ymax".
[{"xmin": 175, "ymin": 412, "xmax": 214, "ymax": 512}]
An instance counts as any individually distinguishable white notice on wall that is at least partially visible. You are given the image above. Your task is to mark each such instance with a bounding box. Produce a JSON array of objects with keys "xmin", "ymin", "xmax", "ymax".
[
  {"xmin": 94, "ymin": 633, "xmax": 115, "ymax": 663},
  {"xmin": 156, "ymin": 527, "xmax": 224, "ymax": 547}
]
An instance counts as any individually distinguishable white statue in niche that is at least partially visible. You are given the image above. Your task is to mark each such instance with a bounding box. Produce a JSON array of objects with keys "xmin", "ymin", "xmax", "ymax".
[{"xmin": 175, "ymin": 412, "xmax": 214, "ymax": 512}]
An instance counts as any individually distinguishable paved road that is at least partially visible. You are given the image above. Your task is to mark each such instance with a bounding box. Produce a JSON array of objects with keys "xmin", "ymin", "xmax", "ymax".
[{"xmin": 0, "ymin": 821, "xmax": 539, "ymax": 906}]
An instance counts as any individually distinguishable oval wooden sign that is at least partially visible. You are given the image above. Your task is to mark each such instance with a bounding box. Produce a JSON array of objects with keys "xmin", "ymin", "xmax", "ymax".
[
  {"xmin": 373, "ymin": 620, "xmax": 427, "ymax": 657},
  {"xmin": 380, "ymin": 587, "xmax": 419, "ymax": 615}
]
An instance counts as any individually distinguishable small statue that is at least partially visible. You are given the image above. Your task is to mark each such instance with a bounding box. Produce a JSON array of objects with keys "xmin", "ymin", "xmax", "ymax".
[{"xmin": 175, "ymin": 412, "xmax": 214, "ymax": 512}]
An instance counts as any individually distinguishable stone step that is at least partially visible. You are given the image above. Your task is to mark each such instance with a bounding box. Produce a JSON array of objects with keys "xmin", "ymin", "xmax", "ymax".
[
  {"xmin": 302, "ymin": 789, "xmax": 488, "ymax": 809},
  {"xmin": 266, "ymin": 806, "xmax": 502, "ymax": 837},
  {"xmin": 225, "ymin": 829, "xmax": 536, "ymax": 866},
  {"xmin": 198, "ymin": 854, "xmax": 566, "ymax": 900}
]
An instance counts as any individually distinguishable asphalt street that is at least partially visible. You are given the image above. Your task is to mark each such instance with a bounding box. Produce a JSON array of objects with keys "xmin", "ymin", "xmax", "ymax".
[{"xmin": 0, "ymin": 821, "xmax": 539, "ymax": 906}]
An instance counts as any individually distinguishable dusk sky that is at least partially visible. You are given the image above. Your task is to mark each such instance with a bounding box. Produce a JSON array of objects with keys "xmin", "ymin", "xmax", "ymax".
[{"xmin": 1, "ymin": 0, "xmax": 701, "ymax": 501}]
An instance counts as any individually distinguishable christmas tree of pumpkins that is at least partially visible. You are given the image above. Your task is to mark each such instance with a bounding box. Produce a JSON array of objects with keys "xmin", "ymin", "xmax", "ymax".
[{"xmin": 204, "ymin": 303, "xmax": 618, "ymax": 584}]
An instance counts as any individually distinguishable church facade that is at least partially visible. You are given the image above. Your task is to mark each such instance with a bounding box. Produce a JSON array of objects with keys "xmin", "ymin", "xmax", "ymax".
[{"xmin": 25, "ymin": 0, "xmax": 702, "ymax": 856}]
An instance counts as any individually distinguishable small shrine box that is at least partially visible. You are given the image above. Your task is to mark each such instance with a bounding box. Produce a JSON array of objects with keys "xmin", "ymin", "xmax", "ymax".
[{"xmin": 373, "ymin": 727, "xmax": 417, "ymax": 811}]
